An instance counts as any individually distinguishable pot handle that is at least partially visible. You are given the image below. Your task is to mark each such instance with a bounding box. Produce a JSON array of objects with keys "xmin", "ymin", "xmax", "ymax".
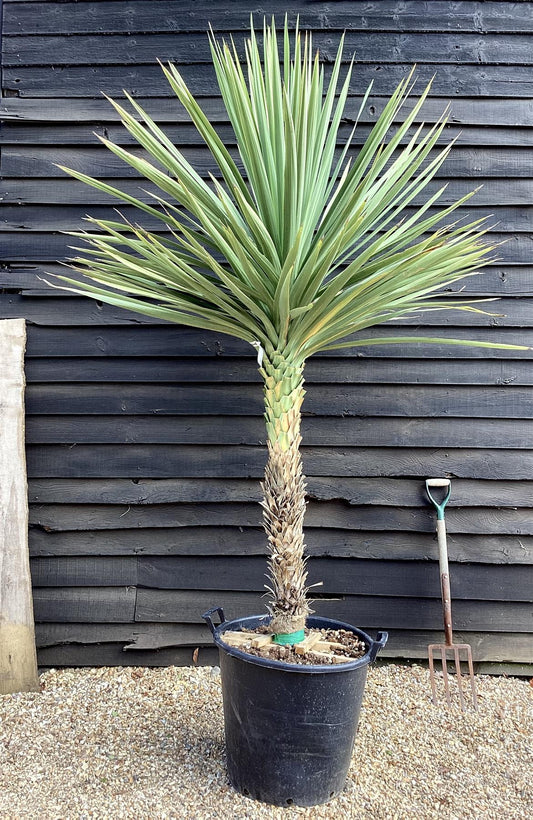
[
  {"xmin": 202, "ymin": 606, "xmax": 226, "ymax": 636},
  {"xmin": 369, "ymin": 631, "xmax": 388, "ymax": 662}
]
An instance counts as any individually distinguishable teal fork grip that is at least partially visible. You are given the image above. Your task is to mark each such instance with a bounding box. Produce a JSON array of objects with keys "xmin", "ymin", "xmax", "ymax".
[{"xmin": 425, "ymin": 479, "xmax": 451, "ymax": 520}]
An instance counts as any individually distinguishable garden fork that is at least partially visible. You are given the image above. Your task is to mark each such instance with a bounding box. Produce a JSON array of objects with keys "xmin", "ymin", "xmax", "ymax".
[{"xmin": 426, "ymin": 478, "xmax": 478, "ymax": 711}]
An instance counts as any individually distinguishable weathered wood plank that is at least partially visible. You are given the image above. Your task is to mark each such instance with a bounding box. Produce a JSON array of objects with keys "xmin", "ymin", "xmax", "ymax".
[
  {"xmin": 2, "ymin": 145, "xmax": 226, "ymax": 178},
  {"xmin": 27, "ymin": 501, "xmax": 533, "ymax": 538},
  {"xmin": 0, "ymin": 319, "xmax": 39, "ymax": 693},
  {"xmin": 4, "ymin": 122, "xmax": 533, "ymax": 150},
  {"xmin": 3, "ymin": 265, "xmax": 99, "ymax": 287},
  {"xmin": 4, "ymin": 94, "xmax": 533, "ymax": 128},
  {"xmin": 1, "ymin": 178, "xmax": 163, "ymax": 205},
  {"xmin": 6, "ymin": 2, "xmax": 533, "ymax": 36},
  {"xmin": 25, "ymin": 416, "xmax": 266, "ymax": 446},
  {"xmin": 22, "ymin": 356, "xmax": 533, "ymax": 387},
  {"xmin": 307, "ymin": 477, "xmax": 533, "ymax": 512},
  {"xmin": 10, "ymin": 266, "xmax": 533, "ymax": 299},
  {"xmin": 2, "ymin": 230, "xmax": 531, "ymax": 264},
  {"xmin": 35, "ymin": 643, "xmax": 219, "ymax": 667},
  {"xmin": 4, "ymin": 206, "xmax": 533, "ymax": 242},
  {"xmin": 27, "ymin": 525, "xmax": 533, "ymax": 565},
  {"xmin": 11, "ymin": 263, "xmax": 533, "ymax": 298},
  {"xmin": 34, "ymin": 641, "xmax": 532, "ymax": 669},
  {"xmin": 24, "ymin": 415, "xmax": 533, "ymax": 449},
  {"xmin": 6, "ymin": 62, "xmax": 533, "ymax": 99},
  {"xmin": 27, "ymin": 526, "xmax": 265, "ymax": 559},
  {"xmin": 4, "ymin": 145, "xmax": 531, "ymax": 179},
  {"xmin": 23, "ymin": 325, "xmax": 253, "ymax": 356},
  {"xmin": 473, "ymin": 661, "xmax": 533, "ymax": 676},
  {"xmin": 378, "ymin": 629, "xmax": 533, "ymax": 663},
  {"xmin": 26, "ymin": 476, "xmax": 533, "ymax": 510},
  {"xmin": 28, "ymin": 502, "xmax": 262, "ymax": 531},
  {"xmin": 7, "ymin": 31, "xmax": 533, "ymax": 67},
  {"xmin": 34, "ymin": 621, "xmax": 209, "ymax": 648},
  {"xmin": 131, "ymin": 556, "xmax": 533, "ymax": 601},
  {"xmin": 32, "ymin": 587, "xmax": 137, "ymax": 622},
  {"xmin": 4, "ymin": 176, "xmax": 532, "ymax": 206},
  {"xmin": 22, "ymin": 325, "xmax": 533, "ymax": 359},
  {"xmin": 444, "ymin": 267, "xmax": 533, "ymax": 297},
  {"xmin": 3, "ymin": 230, "xmax": 532, "ymax": 264},
  {"xmin": 30, "ymin": 556, "xmax": 137, "ymax": 587},
  {"xmin": 25, "ymin": 444, "xmax": 533, "ymax": 480},
  {"xmin": 3, "ymin": 96, "xmax": 533, "ymax": 127},
  {"xmin": 31, "ymin": 621, "xmax": 533, "ymax": 663},
  {"xmin": 23, "ymin": 383, "xmax": 533, "ymax": 418},
  {"xmin": 134, "ymin": 589, "xmax": 533, "ymax": 632},
  {"xmin": 11, "ymin": 266, "xmax": 533, "ymax": 304}
]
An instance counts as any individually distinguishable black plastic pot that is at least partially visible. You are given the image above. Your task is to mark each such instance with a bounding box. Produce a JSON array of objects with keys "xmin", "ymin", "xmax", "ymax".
[{"xmin": 203, "ymin": 608, "xmax": 388, "ymax": 807}]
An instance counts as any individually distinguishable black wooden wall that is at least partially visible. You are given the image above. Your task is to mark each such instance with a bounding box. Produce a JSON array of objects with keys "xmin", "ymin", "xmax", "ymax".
[{"xmin": 1, "ymin": 0, "xmax": 532, "ymax": 673}]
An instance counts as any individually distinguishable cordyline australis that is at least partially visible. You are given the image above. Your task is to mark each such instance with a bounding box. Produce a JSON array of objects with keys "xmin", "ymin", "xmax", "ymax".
[{"xmin": 52, "ymin": 19, "xmax": 527, "ymax": 642}]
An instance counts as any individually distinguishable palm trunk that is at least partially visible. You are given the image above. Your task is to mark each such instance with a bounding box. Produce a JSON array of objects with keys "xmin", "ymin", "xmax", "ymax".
[{"xmin": 261, "ymin": 351, "xmax": 310, "ymax": 635}]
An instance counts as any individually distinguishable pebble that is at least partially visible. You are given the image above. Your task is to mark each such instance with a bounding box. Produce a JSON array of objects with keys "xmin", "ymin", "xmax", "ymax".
[{"xmin": 0, "ymin": 664, "xmax": 531, "ymax": 818}]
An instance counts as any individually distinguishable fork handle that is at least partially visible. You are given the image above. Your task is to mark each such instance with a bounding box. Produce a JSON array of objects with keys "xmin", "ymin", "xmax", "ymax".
[{"xmin": 437, "ymin": 518, "xmax": 454, "ymax": 645}]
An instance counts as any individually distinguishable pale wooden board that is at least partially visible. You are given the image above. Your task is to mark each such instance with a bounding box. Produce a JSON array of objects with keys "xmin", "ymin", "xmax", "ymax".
[{"xmin": 0, "ymin": 319, "xmax": 39, "ymax": 693}]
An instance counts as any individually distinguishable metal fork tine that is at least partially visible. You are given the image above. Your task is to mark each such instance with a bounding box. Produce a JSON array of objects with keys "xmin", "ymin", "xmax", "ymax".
[
  {"xmin": 427, "ymin": 643, "xmax": 478, "ymax": 710},
  {"xmin": 441, "ymin": 646, "xmax": 452, "ymax": 706},
  {"xmin": 428, "ymin": 647, "xmax": 438, "ymax": 705},
  {"xmin": 466, "ymin": 646, "xmax": 478, "ymax": 710},
  {"xmin": 454, "ymin": 645, "xmax": 467, "ymax": 712}
]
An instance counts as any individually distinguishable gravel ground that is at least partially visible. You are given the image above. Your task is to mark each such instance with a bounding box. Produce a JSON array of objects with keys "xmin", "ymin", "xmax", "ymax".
[{"xmin": 0, "ymin": 663, "xmax": 531, "ymax": 819}]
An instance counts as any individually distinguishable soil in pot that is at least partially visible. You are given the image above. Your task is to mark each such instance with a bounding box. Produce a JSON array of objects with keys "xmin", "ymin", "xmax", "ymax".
[{"xmin": 221, "ymin": 626, "xmax": 366, "ymax": 665}]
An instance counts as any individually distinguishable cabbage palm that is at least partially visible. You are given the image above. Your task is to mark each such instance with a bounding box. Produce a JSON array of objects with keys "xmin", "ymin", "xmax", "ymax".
[{"xmin": 55, "ymin": 20, "xmax": 520, "ymax": 643}]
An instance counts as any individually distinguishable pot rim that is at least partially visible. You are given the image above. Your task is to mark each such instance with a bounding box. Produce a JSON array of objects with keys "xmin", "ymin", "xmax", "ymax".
[{"xmin": 203, "ymin": 610, "xmax": 388, "ymax": 674}]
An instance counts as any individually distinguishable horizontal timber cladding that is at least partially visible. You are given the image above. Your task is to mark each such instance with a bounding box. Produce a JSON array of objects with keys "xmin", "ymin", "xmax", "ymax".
[
  {"xmin": 11, "ymin": 32, "xmax": 533, "ymax": 67},
  {"xmin": 2, "ymin": 208, "xmax": 533, "ymax": 239},
  {"xmin": 24, "ymin": 477, "xmax": 533, "ymax": 510},
  {"xmin": 28, "ymin": 556, "xmax": 533, "ymax": 601},
  {"xmin": 19, "ymin": 357, "xmax": 533, "ymax": 386},
  {"xmin": 4, "ymin": 177, "xmax": 533, "ymax": 208},
  {"xmin": 34, "ymin": 643, "xmax": 220, "ymax": 668},
  {"xmin": 23, "ymin": 446, "xmax": 533, "ymax": 481},
  {"xmin": 4, "ymin": 1, "xmax": 533, "ymax": 36},
  {"xmin": 4, "ymin": 146, "xmax": 531, "ymax": 178},
  {"xmin": 2, "ymin": 0, "xmax": 533, "ymax": 667},
  {"xmin": 5, "ymin": 265, "xmax": 533, "ymax": 300},
  {"xmin": 6, "ymin": 62, "xmax": 533, "ymax": 99},
  {"xmin": 133, "ymin": 590, "xmax": 533, "ymax": 633},
  {"xmin": 27, "ymin": 527, "xmax": 533, "ymax": 565},
  {"xmin": 26, "ymin": 503, "xmax": 533, "ymax": 538},
  {"xmin": 26, "ymin": 498, "xmax": 533, "ymax": 544},
  {"xmin": 2, "ymin": 124, "xmax": 533, "ymax": 149},
  {"xmin": 33, "ymin": 623, "xmax": 533, "ymax": 665},
  {"xmin": 3, "ymin": 94, "xmax": 533, "ymax": 125},
  {"xmin": 5, "ymin": 296, "xmax": 533, "ymax": 327},
  {"xmin": 22, "ymin": 385, "xmax": 533, "ymax": 417},
  {"xmin": 19, "ymin": 325, "xmax": 533, "ymax": 357},
  {"xmin": 23, "ymin": 417, "xmax": 533, "ymax": 447},
  {"xmin": 6, "ymin": 232, "xmax": 533, "ymax": 267},
  {"xmin": 5, "ymin": 231, "xmax": 533, "ymax": 265}
]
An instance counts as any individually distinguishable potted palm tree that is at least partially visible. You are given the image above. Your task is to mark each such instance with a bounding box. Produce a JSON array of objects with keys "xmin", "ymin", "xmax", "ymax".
[{"xmin": 53, "ymin": 19, "xmax": 524, "ymax": 807}]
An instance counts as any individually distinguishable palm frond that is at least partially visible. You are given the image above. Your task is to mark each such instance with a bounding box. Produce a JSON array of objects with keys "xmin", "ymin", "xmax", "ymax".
[{"xmin": 54, "ymin": 19, "xmax": 529, "ymax": 357}]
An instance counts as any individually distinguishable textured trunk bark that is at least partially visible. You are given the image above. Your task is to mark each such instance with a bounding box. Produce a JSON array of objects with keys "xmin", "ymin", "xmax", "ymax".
[{"xmin": 261, "ymin": 351, "xmax": 310, "ymax": 635}]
